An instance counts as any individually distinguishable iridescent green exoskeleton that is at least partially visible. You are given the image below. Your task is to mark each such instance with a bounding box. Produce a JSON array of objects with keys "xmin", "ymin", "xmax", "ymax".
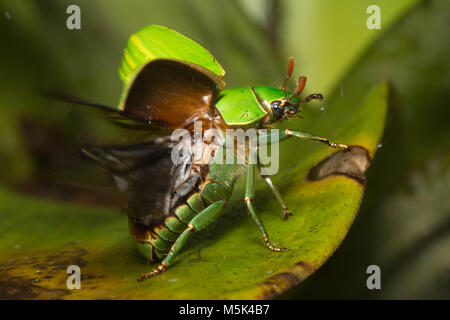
[{"xmin": 80, "ymin": 25, "xmax": 349, "ymax": 281}]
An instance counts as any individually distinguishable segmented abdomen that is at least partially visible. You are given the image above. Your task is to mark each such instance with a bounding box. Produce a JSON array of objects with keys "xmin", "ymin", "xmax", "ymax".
[
  {"xmin": 128, "ymin": 137, "xmax": 248, "ymax": 261},
  {"xmin": 129, "ymin": 171, "xmax": 234, "ymax": 261}
]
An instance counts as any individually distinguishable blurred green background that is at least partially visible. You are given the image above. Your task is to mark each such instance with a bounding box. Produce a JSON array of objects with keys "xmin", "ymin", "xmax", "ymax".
[{"xmin": 0, "ymin": 0, "xmax": 449, "ymax": 299}]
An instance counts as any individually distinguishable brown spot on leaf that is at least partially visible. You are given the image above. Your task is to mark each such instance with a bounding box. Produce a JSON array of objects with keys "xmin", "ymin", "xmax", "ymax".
[
  {"xmin": 258, "ymin": 261, "xmax": 315, "ymax": 299},
  {"xmin": 0, "ymin": 276, "xmax": 40, "ymax": 299},
  {"xmin": 0, "ymin": 248, "xmax": 89, "ymax": 299},
  {"xmin": 308, "ymin": 146, "xmax": 371, "ymax": 184},
  {"xmin": 0, "ymin": 275, "xmax": 70, "ymax": 299}
]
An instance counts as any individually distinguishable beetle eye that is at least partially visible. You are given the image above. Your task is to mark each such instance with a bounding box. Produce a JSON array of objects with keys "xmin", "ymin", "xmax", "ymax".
[{"xmin": 270, "ymin": 100, "xmax": 284, "ymax": 119}]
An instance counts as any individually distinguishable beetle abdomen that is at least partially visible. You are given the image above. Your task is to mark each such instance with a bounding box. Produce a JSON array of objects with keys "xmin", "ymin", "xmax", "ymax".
[{"xmin": 131, "ymin": 179, "xmax": 233, "ymax": 261}]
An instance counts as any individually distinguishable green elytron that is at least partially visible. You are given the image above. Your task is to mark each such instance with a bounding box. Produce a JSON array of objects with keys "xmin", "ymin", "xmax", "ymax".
[{"xmin": 83, "ymin": 25, "xmax": 349, "ymax": 281}]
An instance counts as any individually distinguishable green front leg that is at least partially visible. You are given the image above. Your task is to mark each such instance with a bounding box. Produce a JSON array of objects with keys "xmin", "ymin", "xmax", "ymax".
[
  {"xmin": 137, "ymin": 201, "xmax": 225, "ymax": 282},
  {"xmin": 245, "ymin": 162, "xmax": 285, "ymax": 252},
  {"xmin": 258, "ymin": 129, "xmax": 349, "ymax": 150},
  {"xmin": 284, "ymin": 129, "xmax": 349, "ymax": 150}
]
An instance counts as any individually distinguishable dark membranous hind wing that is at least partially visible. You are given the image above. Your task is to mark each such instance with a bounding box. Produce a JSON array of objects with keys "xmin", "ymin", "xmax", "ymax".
[
  {"xmin": 82, "ymin": 136, "xmax": 202, "ymax": 240},
  {"xmin": 43, "ymin": 90, "xmax": 170, "ymax": 134}
]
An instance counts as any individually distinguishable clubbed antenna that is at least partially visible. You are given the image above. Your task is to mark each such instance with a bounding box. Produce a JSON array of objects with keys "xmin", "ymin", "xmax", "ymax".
[
  {"xmin": 280, "ymin": 57, "xmax": 295, "ymax": 91},
  {"xmin": 288, "ymin": 76, "xmax": 307, "ymax": 101}
]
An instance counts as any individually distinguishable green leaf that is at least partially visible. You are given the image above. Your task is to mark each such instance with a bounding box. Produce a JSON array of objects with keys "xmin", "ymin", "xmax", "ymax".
[{"xmin": 0, "ymin": 83, "xmax": 387, "ymax": 299}]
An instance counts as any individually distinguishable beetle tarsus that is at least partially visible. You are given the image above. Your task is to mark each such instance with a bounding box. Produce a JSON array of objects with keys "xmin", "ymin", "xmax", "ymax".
[
  {"xmin": 137, "ymin": 263, "xmax": 168, "ymax": 282},
  {"xmin": 263, "ymin": 234, "xmax": 286, "ymax": 252},
  {"xmin": 281, "ymin": 208, "xmax": 293, "ymax": 220},
  {"xmin": 327, "ymin": 141, "xmax": 349, "ymax": 151},
  {"xmin": 337, "ymin": 143, "xmax": 350, "ymax": 151}
]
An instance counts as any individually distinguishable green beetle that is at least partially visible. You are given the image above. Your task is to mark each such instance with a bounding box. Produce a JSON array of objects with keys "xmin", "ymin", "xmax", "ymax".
[{"xmin": 78, "ymin": 25, "xmax": 349, "ymax": 281}]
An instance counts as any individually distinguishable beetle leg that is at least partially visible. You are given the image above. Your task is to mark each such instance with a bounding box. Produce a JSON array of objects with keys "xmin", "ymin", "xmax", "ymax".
[
  {"xmin": 259, "ymin": 171, "xmax": 293, "ymax": 220},
  {"xmin": 258, "ymin": 129, "xmax": 348, "ymax": 151},
  {"xmin": 137, "ymin": 201, "xmax": 225, "ymax": 282},
  {"xmin": 245, "ymin": 162, "xmax": 285, "ymax": 252},
  {"xmin": 284, "ymin": 129, "xmax": 349, "ymax": 151}
]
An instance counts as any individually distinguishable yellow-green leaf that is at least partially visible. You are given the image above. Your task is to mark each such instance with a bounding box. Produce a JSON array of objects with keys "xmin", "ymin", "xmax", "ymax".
[{"xmin": 0, "ymin": 83, "xmax": 387, "ymax": 299}]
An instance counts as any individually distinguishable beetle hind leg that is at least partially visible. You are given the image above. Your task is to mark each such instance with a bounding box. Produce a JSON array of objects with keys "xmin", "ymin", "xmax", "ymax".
[
  {"xmin": 137, "ymin": 262, "xmax": 168, "ymax": 282},
  {"xmin": 137, "ymin": 201, "xmax": 225, "ymax": 282}
]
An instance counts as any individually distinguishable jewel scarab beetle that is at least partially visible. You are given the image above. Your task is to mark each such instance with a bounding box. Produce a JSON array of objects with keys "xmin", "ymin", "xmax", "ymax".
[{"xmin": 68, "ymin": 25, "xmax": 349, "ymax": 281}]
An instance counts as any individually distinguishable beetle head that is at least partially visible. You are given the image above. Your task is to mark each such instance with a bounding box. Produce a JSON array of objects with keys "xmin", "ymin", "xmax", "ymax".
[
  {"xmin": 269, "ymin": 57, "xmax": 323, "ymax": 122},
  {"xmin": 269, "ymin": 97, "xmax": 302, "ymax": 122}
]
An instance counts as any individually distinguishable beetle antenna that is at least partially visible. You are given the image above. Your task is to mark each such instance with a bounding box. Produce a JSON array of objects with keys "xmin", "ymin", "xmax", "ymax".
[
  {"xmin": 288, "ymin": 76, "xmax": 307, "ymax": 101},
  {"xmin": 280, "ymin": 57, "xmax": 295, "ymax": 92}
]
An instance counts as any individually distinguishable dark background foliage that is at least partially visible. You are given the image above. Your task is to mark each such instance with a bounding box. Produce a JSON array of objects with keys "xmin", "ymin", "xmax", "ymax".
[{"xmin": 0, "ymin": 0, "xmax": 448, "ymax": 299}]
